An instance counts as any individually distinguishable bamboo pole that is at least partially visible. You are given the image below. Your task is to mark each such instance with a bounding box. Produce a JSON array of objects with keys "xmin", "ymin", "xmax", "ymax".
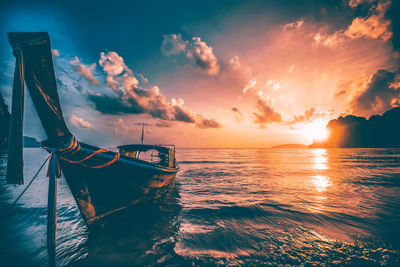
[
  {"xmin": 6, "ymin": 47, "xmax": 25, "ymax": 185},
  {"xmin": 47, "ymin": 151, "xmax": 58, "ymax": 267}
]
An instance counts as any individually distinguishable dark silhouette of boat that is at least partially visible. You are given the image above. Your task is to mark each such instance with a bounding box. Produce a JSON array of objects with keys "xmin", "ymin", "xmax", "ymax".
[{"xmin": 6, "ymin": 32, "xmax": 179, "ymax": 228}]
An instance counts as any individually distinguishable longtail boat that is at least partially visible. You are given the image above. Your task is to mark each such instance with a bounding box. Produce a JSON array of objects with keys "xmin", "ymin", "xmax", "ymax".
[{"xmin": 5, "ymin": 32, "xmax": 179, "ymax": 263}]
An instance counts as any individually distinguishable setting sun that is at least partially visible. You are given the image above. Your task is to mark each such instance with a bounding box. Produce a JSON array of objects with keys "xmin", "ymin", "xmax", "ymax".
[
  {"xmin": 300, "ymin": 120, "xmax": 329, "ymax": 144},
  {"xmin": 2, "ymin": 0, "xmax": 400, "ymax": 266}
]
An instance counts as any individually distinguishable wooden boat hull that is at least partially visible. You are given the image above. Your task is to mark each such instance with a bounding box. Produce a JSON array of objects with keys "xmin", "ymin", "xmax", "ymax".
[{"xmin": 54, "ymin": 143, "xmax": 178, "ymax": 226}]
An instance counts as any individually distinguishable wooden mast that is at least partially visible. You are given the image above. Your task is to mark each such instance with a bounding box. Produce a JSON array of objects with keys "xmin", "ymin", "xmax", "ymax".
[{"xmin": 6, "ymin": 47, "xmax": 25, "ymax": 185}]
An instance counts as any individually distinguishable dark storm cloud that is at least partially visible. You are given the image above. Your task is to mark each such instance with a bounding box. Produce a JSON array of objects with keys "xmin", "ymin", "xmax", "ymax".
[{"xmin": 351, "ymin": 69, "xmax": 400, "ymax": 116}]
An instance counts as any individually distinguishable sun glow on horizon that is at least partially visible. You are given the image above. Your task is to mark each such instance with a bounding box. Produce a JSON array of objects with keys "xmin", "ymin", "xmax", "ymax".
[{"xmin": 299, "ymin": 120, "xmax": 329, "ymax": 144}]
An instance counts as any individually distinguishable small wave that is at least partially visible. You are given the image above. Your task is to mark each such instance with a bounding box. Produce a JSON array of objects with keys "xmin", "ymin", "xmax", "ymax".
[{"xmin": 178, "ymin": 160, "xmax": 244, "ymax": 164}]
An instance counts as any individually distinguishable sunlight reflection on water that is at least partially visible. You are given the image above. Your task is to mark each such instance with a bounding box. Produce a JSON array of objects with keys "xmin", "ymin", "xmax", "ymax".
[
  {"xmin": 312, "ymin": 148, "xmax": 328, "ymax": 170},
  {"xmin": 1, "ymin": 148, "xmax": 400, "ymax": 266},
  {"xmin": 312, "ymin": 175, "xmax": 331, "ymax": 192}
]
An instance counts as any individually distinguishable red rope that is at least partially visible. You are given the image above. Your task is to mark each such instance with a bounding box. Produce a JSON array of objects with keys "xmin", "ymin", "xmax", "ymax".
[
  {"xmin": 80, "ymin": 153, "xmax": 120, "ymax": 169},
  {"xmin": 59, "ymin": 148, "xmax": 109, "ymax": 164},
  {"xmin": 42, "ymin": 136, "xmax": 119, "ymax": 169}
]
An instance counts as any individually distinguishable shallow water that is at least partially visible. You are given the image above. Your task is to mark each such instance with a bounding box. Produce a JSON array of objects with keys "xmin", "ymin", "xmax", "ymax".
[{"xmin": 1, "ymin": 148, "xmax": 400, "ymax": 266}]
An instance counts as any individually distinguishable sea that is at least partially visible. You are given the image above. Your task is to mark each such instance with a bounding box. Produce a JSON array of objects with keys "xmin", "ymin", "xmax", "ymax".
[{"xmin": 1, "ymin": 148, "xmax": 400, "ymax": 266}]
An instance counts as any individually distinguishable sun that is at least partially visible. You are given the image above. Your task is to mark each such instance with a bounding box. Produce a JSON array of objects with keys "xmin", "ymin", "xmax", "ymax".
[{"xmin": 300, "ymin": 120, "xmax": 329, "ymax": 144}]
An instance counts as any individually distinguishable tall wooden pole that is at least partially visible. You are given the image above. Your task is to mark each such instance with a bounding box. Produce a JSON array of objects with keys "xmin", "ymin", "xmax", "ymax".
[
  {"xmin": 47, "ymin": 151, "xmax": 58, "ymax": 267},
  {"xmin": 6, "ymin": 47, "xmax": 25, "ymax": 185}
]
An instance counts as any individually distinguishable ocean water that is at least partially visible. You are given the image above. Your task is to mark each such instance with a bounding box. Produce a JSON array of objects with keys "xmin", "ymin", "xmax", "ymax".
[{"xmin": 1, "ymin": 148, "xmax": 400, "ymax": 266}]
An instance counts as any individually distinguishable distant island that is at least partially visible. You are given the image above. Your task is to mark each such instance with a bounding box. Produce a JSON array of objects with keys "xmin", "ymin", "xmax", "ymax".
[
  {"xmin": 0, "ymin": 93, "xmax": 10, "ymax": 150},
  {"xmin": 311, "ymin": 107, "xmax": 400, "ymax": 148},
  {"xmin": 1, "ymin": 93, "xmax": 41, "ymax": 150},
  {"xmin": 270, "ymin": 144, "xmax": 309, "ymax": 149},
  {"xmin": 23, "ymin": 136, "xmax": 41, "ymax": 148}
]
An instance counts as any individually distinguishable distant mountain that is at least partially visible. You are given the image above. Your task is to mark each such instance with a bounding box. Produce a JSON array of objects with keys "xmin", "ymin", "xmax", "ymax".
[
  {"xmin": 0, "ymin": 93, "xmax": 41, "ymax": 150},
  {"xmin": 310, "ymin": 107, "xmax": 400, "ymax": 148},
  {"xmin": 24, "ymin": 136, "xmax": 41, "ymax": 148},
  {"xmin": 270, "ymin": 144, "xmax": 309, "ymax": 149},
  {"xmin": 0, "ymin": 93, "xmax": 10, "ymax": 150}
]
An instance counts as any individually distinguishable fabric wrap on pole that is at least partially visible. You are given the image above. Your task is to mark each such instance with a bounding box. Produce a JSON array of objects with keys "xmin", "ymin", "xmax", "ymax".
[
  {"xmin": 6, "ymin": 47, "xmax": 25, "ymax": 185},
  {"xmin": 47, "ymin": 149, "xmax": 58, "ymax": 267},
  {"xmin": 7, "ymin": 32, "xmax": 71, "ymax": 144}
]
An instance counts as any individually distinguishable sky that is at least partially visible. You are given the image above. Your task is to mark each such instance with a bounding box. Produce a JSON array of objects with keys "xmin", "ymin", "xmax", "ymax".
[{"xmin": 0, "ymin": 0, "xmax": 399, "ymax": 148}]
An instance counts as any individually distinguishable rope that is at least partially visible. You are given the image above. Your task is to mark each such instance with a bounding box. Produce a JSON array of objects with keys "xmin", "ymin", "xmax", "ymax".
[
  {"xmin": 47, "ymin": 149, "xmax": 61, "ymax": 178},
  {"xmin": 60, "ymin": 148, "xmax": 108, "ymax": 164},
  {"xmin": 41, "ymin": 136, "xmax": 120, "ymax": 169},
  {"xmin": 8, "ymin": 155, "xmax": 50, "ymax": 213},
  {"xmin": 80, "ymin": 152, "xmax": 120, "ymax": 168}
]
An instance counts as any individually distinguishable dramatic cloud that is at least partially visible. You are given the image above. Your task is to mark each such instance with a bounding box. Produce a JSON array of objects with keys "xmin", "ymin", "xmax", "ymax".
[
  {"xmin": 70, "ymin": 115, "xmax": 94, "ymax": 129},
  {"xmin": 315, "ymin": 0, "xmax": 392, "ymax": 47},
  {"xmin": 89, "ymin": 51, "xmax": 222, "ymax": 129},
  {"xmin": 170, "ymin": 98, "xmax": 222, "ymax": 128},
  {"xmin": 187, "ymin": 37, "xmax": 220, "ymax": 75},
  {"xmin": 345, "ymin": 0, "xmax": 392, "ymax": 41},
  {"xmin": 162, "ymin": 34, "xmax": 220, "ymax": 75},
  {"xmin": 99, "ymin": 51, "xmax": 137, "ymax": 91},
  {"xmin": 70, "ymin": 57, "xmax": 99, "ymax": 86},
  {"xmin": 99, "ymin": 51, "xmax": 130, "ymax": 76},
  {"xmin": 253, "ymin": 92, "xmax": 282, "ymax": 127},
  {"xmin": 351, "ymin": 69, "xmax": 400, "ymax": 116}
]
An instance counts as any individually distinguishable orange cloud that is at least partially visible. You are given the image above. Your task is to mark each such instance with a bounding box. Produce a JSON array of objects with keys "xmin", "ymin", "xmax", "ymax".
[
  {"xmin": 345, "ymin": 1, "xmax": 392, "ymax": 41},
  {"xmin": 287, "ymin": 108, "xmax": 329, "ymax": 124},
  {"xmin": 315, "ymin": 0, "xmax": 392, "ymax": 47},
  {"xmin": 253, "ymin": 92, "xmax": 282, "ymax": 127}
]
